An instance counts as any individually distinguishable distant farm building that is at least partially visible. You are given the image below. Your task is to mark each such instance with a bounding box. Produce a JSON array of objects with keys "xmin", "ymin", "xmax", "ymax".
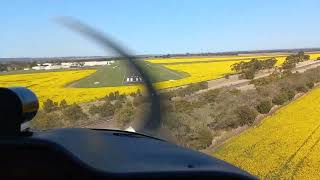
[
  {"xmin": 83, "ymin": 60, "xmax": 114, "ymax": 67},
  {"xmin": 31, "ymin": 60, "xmax": 115, "ymax": 70}
]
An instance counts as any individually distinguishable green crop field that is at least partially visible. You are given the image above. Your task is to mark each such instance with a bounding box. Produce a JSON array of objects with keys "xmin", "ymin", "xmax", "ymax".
[{"xmin": 71, "ymin": 60, "xmax": 188, "ymax": 88}]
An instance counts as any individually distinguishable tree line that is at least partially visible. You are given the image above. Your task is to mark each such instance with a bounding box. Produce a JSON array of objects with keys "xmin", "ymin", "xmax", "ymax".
[
  {"xmin": 0, "ymin": 61, "xmax": 38, "ymax": 71},
  {"xmin": 230, "ymin": 52, "xmax": 311, "ymax": 79},
  {"xmin": 231, "ymin": 58, "xmax": 277, "ymax": 79}
]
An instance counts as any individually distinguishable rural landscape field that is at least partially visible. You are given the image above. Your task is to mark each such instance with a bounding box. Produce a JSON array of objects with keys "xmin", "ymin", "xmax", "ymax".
[
  {"xmin": 0, "ymin": 52, "xmax": 320, "ymax": 179},
  {"xmin": 1, "ymin": 53, "xmax": 319, "ymax": 106},
  {"xmin": 3, "ymin": 1, "xmax": 320, "ymax": 178},
  {"xmin": 8, "ymin": 51, "xmax": 318, "ymax": 179},
  {"xmin": 3, "ymin": 52, "xmax": 320, "ymax": 178}
]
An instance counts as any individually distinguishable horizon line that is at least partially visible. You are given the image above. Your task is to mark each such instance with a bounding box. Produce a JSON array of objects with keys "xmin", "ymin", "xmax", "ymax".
[{"xmin": 2, "ymin": 47, "xmax": 320, "ymax": 59}]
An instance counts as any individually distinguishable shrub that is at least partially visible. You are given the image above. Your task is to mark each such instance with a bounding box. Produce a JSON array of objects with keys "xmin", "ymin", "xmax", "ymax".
[
  {"xmin": 261, "ymin": 58, "xmax": 277, "ymax": 69},
  {"xmin": 62, "ymin": 103, "xmax": 88, "ymax": 122},
  {"xmin": 43, "ymin": 99, "xmax": 58, "ymax": 113},
  {"xmin": 189, "ymin": 126, "xmax": 213, "ymax": 150},
  {"xmin": 108, "ymin": 92, "xmax": 115, "ymax": 101},
  {"xmin": 282, "ymin": 60, "xmax": 296, "ymax": 70},
  {"xmin": 251, "ymin": 78, "xmax": 269, "ymax": 86},
  {"xmin": 162, "ymin": 112, "xmax": 182, "ymax": 130},
  {"xmin": 59, "ymin": 99, "xmax": 68, "ymax": 108},
  {"xmin": 88, "ymin": 101, "xmax": 115, "ymax": 117},
  {"xmin": 99, "ymin": 101, "xmax": 115, "ymax": 117},
  {"xmin": 176, "ymin": 82, "xmax": 208, "ymax": 97},
  {"xmin": 296, "ymin": 85, "xmax": 308, "ymax": 93},
  {"xmin": 272, "ymin": 93, "xmax": 288, "ymax": 105},
  {"xmin": 304, "ymin": 67, "xmax": 320, "ymax": 83},
  {"xmin": 114, "ymin": 105, "xmax": 135, "ymax": 128},
  {"xmin": 114, "ymin": 91, "xmax": 120, "ymax": 100},
  {"xmin": 282, "ymin": 52, "xmax": 308, "ymax": 70},
  {"xmin": 231, "ymin": 58, "xmax": 276, "ymax": 80},
  {"xmin": 201, "ymin": 89, "xmax": 220, "ymax": 103},
  {"xmin": 174, "ymin": 100, "xmax": 194, "ymax": 113},
  {"xmin": 31, "ymin": 111, "xmax": 64, "ymax": 129},
  {"xmin": 210, "ymin": 113, "xmax": 240, "ymax": 130},
  {"xmin": 160, "ymin": 91, "xmax": 176, "ymax": 100},
  {"xmin": 256, "ymin": 86, "xmax": 277, "ymax": 97},
  {"xmin": 231, "ymin": 58, "xmax": 265, "ymax": 73},
  {"xmin": 136, "ymin": 89, "xmax": 142, "ymax": 96},
  {"xmin": 106, "ymin": 91, "xmax": 124, "ymax": 101},
  {"xmin": 306, "ymin": 82, "xmax": 314, "ymax": 89},
  {"xmin": 114, "ymin": 100, "xmax": 123, "ymax": 109},
  {"xmin": 89, "ymin": 105, "xmax": 100, "ymax": 115},
  {"xmin": 118, "ymin": 94, "xmax": 126, "ymax": 102},
  {"xmin": 133, "ymin": 96, "xmax": 148, "ymax": 107},
  {"xmin": 251, "ymin": 72, "xmax": 281, "ymax": 86},
  {"xmin": 235, "ymin": 106, "xmax": 258, "ymax": 125},
  {"xmin": 243, "ymin": 69, "xmax": 255, "ymax": 79},
  {"xmin": 256, "ymin": 100, "xmax": 272, "ymax": 114},
  {"xmin": 282, "ymin": 88, "xmax": 296, "ymax": 100}
]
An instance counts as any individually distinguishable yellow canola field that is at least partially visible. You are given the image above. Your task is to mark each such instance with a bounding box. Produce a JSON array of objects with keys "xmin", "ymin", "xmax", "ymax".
[
  {"xmin": 155, "ymin": 61, "xmax": 239, "ymax": 88},
  {"xmin": 147, "ymin": 55, "xmax": 285, "ymax": 64},
  {"xmin": 155, "ymin": 57, "xmax": 287, "ymax": 89},
  {"xmin": 1, "ymin": 53, "xmax": 320, "ymax": 106},
  {"xmin": 0, "ymin": 61, "xmax": 241, "ymax": 105},
  {"xmin": 212, "ymin": 87, "xmax": 320, "ymax": 179},
  {"xmin": 0, "ymin": 70, "xmax": 140, "ymax": 106},
  {"xmin": 154, "ymin": 54, "xmax": 320, "ymax": 89}
]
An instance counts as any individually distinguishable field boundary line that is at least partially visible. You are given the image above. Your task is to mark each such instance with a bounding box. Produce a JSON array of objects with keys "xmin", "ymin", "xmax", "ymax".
[
  {"xmin": 290, "ymin": 134, "xmax": 320, "ymax": 179},
  {"xmin": 266, "ymin": 122, "xmax": 320, "ymax": 178}
]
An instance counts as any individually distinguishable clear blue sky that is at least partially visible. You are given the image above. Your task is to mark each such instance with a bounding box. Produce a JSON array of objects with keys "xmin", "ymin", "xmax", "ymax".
[{"xmin": 1, "ymin": 0, "xmax": 320, "ymax": 57}]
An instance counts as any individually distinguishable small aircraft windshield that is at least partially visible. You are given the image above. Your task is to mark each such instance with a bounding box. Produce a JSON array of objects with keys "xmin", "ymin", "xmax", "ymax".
[{"xmin": 1, "ymin": 1, "xmax": 320, "ymax": 179}]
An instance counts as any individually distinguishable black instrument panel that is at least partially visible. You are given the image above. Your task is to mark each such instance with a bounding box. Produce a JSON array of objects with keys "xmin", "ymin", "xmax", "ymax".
[{"xmin": 0, "ymin": 128, "xmax": 255, "ymax": 179}]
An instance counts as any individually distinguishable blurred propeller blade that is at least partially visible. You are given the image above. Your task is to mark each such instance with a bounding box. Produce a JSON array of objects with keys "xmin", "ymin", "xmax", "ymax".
[{"xmin": 56, "ymin": 17, "xmax": 161, "ymax": 136}]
